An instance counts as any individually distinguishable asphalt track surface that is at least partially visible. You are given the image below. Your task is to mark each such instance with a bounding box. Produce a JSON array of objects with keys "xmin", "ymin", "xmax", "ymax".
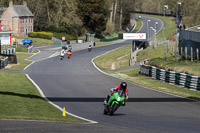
[{"xmin": 1, "ymin": 16, "xmax": 200, "ymax": 133}]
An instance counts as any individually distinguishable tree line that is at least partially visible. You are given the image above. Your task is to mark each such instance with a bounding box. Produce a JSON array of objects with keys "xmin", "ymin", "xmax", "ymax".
[
  {"xmin": 0, "ymin": 0, "xmax": 135, "ymax": 37},
  {"xmin": 134, "ymin": 0, "xmax": 200, "ymax": 28},
  {"xmin": 1, "ymin": 0, "xmax": 198, "ymax": 37}
]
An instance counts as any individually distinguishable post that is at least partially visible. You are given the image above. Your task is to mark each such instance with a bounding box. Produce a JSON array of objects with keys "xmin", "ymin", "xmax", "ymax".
[
  {"xmin": 150, "ymin": 27, "xmax": 152, "ymax": 47},
  {"xmin": 154, "ymin": 22, "xmax": 158, "ymax": 49},
  {"xmin": 0, "ymin": 20, "xmax": 1, "ymax": 31},
  {"xmin": 197, "ymin": 48, "xmax": 199, "ymax": 61},
  {"xmin": 181, "ymin": 47, "xmax": 183, "ymax": 59},
  {"xmin": 191, "ymin": 47, "xmax": 193, "ymax": 62},
  {"xmin": 177, "ymin": 45, "xmax": 179, "ymax": 55},
  {"xmin": 147, "ymin": 21, "xmax": 148, "ymax": 41},
  {"xmin": 173, "ymin": 45, "xmax": 176, "ymax": 56},
  {"xmin": 132, "ymin": 40, "xmax": 135, "ymax": 51},
  {"xmin": 185, "ymin": 47, "xmax": 187, "ymax": 60},
  {"xmin": 155, "ymin": 22, "xmax": 158, "ymax": 31},
  {"xmin": 175, "ymin": 2, "xmax": 181, "ymax": 62},
  {"xmin": 163, "ymin": 5, "xmax": 168, "ymax": 60},
  {"xmin": 0, "ymin": 40, "xmax": 1, "ymax": 55},
  {"xmin": 167, "ymin": 41, "xmax": 169, "ymax": 53},
  {"xmin": 153, "ymin": 29, "xmax": 156, "ymax": 49},
  {"xmin": 147, "ymin": 20, "xmax": 151, "ymax": 43}
]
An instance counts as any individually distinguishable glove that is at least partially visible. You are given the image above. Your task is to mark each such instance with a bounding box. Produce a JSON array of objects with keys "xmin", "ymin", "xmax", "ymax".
[{"xmin": 110, "ymin": 88, "xmax": 116, "ymax": 93}]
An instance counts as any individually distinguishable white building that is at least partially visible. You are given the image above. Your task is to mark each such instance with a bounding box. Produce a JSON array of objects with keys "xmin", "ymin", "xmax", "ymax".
[{"xmin": 0, "ymin": 18, "xmax": 14, "ymax": 45}]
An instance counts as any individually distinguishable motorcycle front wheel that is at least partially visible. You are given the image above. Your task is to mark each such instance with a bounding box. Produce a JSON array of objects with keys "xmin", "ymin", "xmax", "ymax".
[
  {"xmin": 103, "ymin": 108, "xmax": 108, "ymax": 115},
  {"xmin": 110, "ymin": 103, "xmax": 118, "ymax": 115}
]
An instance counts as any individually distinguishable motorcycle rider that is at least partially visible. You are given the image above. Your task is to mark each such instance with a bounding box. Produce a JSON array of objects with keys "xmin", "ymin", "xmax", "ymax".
[
  {"xmin": 60, "ymin": 49, "xmax": 65, "ymax": 60},
  {"xmin": 67, "ymin": 50, "xmax": 72, "ymax": 59},
  {"xmin": 88, "ymin": 45, "xmax": 92, "ymax": 52},
  {"xmin": 104, "ymin": 82, "xmax": 128, "ymax": 106}
]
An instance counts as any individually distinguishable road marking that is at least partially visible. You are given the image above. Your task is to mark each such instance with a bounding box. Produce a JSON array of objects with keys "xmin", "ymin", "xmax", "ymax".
[{"xmin": 26, "ymin": 74, "xmax": 98, "ymax": 124}]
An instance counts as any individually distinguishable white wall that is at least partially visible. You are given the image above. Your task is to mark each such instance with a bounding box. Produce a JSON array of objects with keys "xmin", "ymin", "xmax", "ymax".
[{"xmin": 0, "ymin": 34, "xmax": 10, "ymax": 45}]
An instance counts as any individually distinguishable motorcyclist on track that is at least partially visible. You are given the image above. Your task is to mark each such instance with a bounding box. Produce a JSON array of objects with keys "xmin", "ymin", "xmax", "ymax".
[
  {"xmin": 60, "ymin": 49, "xmax": 65, "ymax": 60},
  {"xmin": 88, "ymin": 45, "xmax": 92, "ymax": 52},
  {"xmin": 67, "ymin": 50, "xmax": 72, "ymax": 59},
  {"xmin": 104, "ymin": 82, "xmax": 128, "ymax": 106}
]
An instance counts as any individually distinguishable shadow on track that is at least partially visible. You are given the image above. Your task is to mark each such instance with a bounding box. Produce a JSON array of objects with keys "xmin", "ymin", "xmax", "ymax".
[
  {"xmin": 46, "ymin": 97, "xmax": 195, "ymax": 102},
  {"xmin": 0, "ymin": 91, "xmax": 44, "ymax": 100}
]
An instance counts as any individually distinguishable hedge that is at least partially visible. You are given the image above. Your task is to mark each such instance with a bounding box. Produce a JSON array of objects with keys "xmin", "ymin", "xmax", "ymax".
[
  {"xmin": 28, "ymin": 32, "xmax": 53, "ymax": 39},
  {"xmin": 53, "ymin": 32, "xmax": 78, "ymax": 40}
]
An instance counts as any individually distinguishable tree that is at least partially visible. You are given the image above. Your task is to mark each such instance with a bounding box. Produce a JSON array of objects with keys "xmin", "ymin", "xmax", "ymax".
[
  {"xmin": 77, "ymin": 0, "xmax": 109, "ymax": 36},
  {"xmin": 121, "ymin": 0, "xmax": 135, "ymax": 31}
]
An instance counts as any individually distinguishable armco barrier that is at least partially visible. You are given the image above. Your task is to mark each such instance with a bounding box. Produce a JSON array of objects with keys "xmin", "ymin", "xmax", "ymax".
[
  {"xmin": 100, "ymin": 37, "xmax": 118, "ymax": 42},
  {"xmin": 140, "ymin": 64, "xmax": 200, "ymax": 91},
  {"xmin": 1, "ymin": 48, "xmax": 16, "ymax": 55}
]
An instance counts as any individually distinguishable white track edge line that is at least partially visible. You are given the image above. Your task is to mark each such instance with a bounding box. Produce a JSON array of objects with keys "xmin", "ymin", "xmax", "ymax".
[{"xmin": 25, "ymin": 74, "xmax": 98, "ymax": 124}]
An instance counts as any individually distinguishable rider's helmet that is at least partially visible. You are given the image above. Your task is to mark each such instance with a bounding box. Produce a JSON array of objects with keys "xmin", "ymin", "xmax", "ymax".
[{"xmin": 120, "ymin": 82, "xmax": 127, "ymax": 91}]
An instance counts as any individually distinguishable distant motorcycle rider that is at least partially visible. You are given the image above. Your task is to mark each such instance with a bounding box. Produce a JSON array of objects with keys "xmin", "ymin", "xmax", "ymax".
[
  {"xmin": 104, "ymin": 82, "xmax": 128, "ymax": 106},
  {"xmin": 88, "ymin": 45, "xmax": 92, "ymax": 52},
  {"xmin": 67, "ymin": 50, "xmax": 72, "ymax": 59},
  {"xmin": 60, "ymin": 49, "xmax": 65, "ymax": 60}
]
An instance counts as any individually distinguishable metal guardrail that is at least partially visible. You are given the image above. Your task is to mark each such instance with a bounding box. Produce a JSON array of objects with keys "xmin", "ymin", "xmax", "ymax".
[
  {"xmin": 100, "ymin": 37, "xmax": 118, "ymax": 42},
  {"xmin": 1, "ymin": 48, "xmax": 16, "ymax": 55},
  {"xmin": 134, "ymin": 11, "xmax": 174, "ymax": 17},
  {"xmin": 128, "ymin": 20, "xmax": 136, "ymax": 33},
  {"xmin": 52, "ymin": 36, "xmax": 62, "ymax": 42},
  {"xmin": 140, "ymin": 64, "xmax": 200, "ymax": 91}
]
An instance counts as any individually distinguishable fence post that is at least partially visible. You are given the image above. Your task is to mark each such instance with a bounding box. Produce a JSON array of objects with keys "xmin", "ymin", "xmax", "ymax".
[
  {"xmin": 171, "ymin": 43, "xmax": 172, "ymax": 54},
  {"xmin": 185, "ymin": 47, "xmax": 187, "ymax": 60},
  {"xmin": 181, "ymin": 47, "xmax": 183, "ymax": 60},
  {"xmin": 197, "ymin": 48, "xmax": 199, "ymax": 61},
  {"xmin": 174, "ymin": 45, "xmax": 175, "ymax": 56},
  {"xmin": 156, "ymin": 41, "xmax": 158, "ymax": 49},
  {"xmin": 167, "ymin": 41, "xmax": 169, "ymax": 53},
  {"xmin": 177, "ymin": 46, "xmax": 179, "ymax": 56},
  {"xmin": 191, "ymin": 47, "xmax": 193, "ymax": 62}
]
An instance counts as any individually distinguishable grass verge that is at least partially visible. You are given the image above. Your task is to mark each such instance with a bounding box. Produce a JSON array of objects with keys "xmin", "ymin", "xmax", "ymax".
[
  {"xmin": 112, "ymin": 68, "xmax": 200, "ymax": 100},
  {"xmin": 132, "ymin": 19, "xmax": 143, "ymax": 33},
  {"xmin": 95, "ymin": 39, "xmax": 124, "ymax": 47},
  {"xmin": 94, "ymin": 45, "xmax": 131, "ymax": 70},
  {"xmin": 93, "ymin": 45, "xmax": 200, "ymax": 101},
  {"xmin": 0, "ymin": 52, "xmax": 86, "ymax": 122},
  {"xmin": 13, "ymin": 36, "xmax": 54, "ymax": 45},
  {"xmin": 93, "ymin": 13, "xmax": 200, "ymax": 100},
  {"xmin": 7, "ymin": 53, "xmax": 33, "ymax": 70},
  {"xmin": 133, "ymin": 14, "xmax": 200, "ymax": 76},
  {"xmin": 0, "ymin": 71, "xmax": 85, "ymax": 122}
]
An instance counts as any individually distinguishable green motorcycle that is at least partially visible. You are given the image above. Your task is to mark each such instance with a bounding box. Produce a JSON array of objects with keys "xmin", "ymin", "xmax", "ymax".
[{"xmin": 103, "ymin": 89, "xmax": 125, "ymax": 115}]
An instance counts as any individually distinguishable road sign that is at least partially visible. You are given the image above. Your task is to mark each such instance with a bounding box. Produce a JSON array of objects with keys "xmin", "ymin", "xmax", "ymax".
[{"xmin": 123, "ymin": 33, "xmax": 146, "ymax": 40}]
